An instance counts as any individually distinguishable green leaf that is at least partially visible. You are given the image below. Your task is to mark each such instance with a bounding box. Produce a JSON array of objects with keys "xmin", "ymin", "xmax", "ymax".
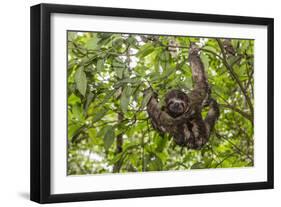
[
  {"xmin": 98, "ymin": 33, "xmax": 112, "ymax": 39},
  {"xmin": 156, "ymin": 135, "xmax": 168, "ymax": 152},
  {"xmin": 112, "ymin": 37, "xmax": 124, "ymax": 50},
  {"xmin": 72, "ymin": 104, "xmax": 83, "ymax": 121},
  {"xmin": 68, "ymin": 32, "xmax": 76, "ymax": 41},
  {"xmin": 141, "ymin": 90, "xmax": 153, "ymax": 109},
  {"xmin": 137, "ymin": 43, "xmax": 154, "ymax": 58},
  {"xmin": 120, "ymin": 86, "xmax": 132, "ymax": 112},
  {"xmin": 84, "ymin": 92, "xmax": 95, "ymax": 114},
  {"xmin": 75, "ymin": 68, "xmax": 87, "ymax": 96},
  {"xmin": 68, "ymin": 93, "xmax": 81, "ymax": 105},
  {"xmin": 160, "ymin": 50, "xmax": 170, "ymax": 61},
  {"xmin": 115, "ymin": 67, "xmax": 124, "ymax": 79},
  {"xmin": 191, "ymin": 162, "xmax": 206, "ymax": 169},
  {"xmin": 68, "ymin": 124, "xmax": 81, "ymax": 140},
  {"xmin": 184, "ymin": 77, "xmax": 193, "ymax": 89},
  {"xmin": 87, "ymin": 128, "xmax": 96, "ymax": 139},
  {"xmin": 100, "ymin": 90, "xmax": 116, "ymax": 105},
  {"xmin": 103, "ymin": 126, "xmax": 115, "ymax": 151},
  {"xmin": 114, "ymin": 78, "xmax": 139, "ymax": 88},
  {"xmin": 86, "ymin": 36, "xmax": 100, "ymax": 50},
  {"xmin": 149, "ymin": 156, "xmax": 163, "ymax": 171},
  {"xmin": 127, "ymin": 36, "xmax": 137, "ymax": 46},
  {"xmin": 93, "ymin": 108, "xmax": 108, "ymax": 122},
  {"xmin": 150, "ymin": 72, "xmax": 161, "ymax": 82},
  {"xmin": 96, "ymin": 59, "xmax": 104, "ymax": 72},
  {"xmin": 227, "ymin": 56, "xmax": 241, "ymax": 66},
  {"xmin": 161, "ymin": 66, "xmax": 174, "ymax": 79},
  {"xmin": 109, "ymin": 152, "xmax": 124, "ymax": 164},
  {"xmin": 113, "ymin": 58, "xmax": 125, "ymax": 68},
  {"xmin": 159, "ymin": 51, "xmax": 171, "ymax": 70},
  {"xmin": 97, "ymin": 125, "xmax": 110, "ymax": 138},
  {"xmin": 203, "ymin": 45, "xmax": 218, "ymax": 54},
  {"xmin": 113, "ymin": 58, "xmax": 126, "ymax": 79}
]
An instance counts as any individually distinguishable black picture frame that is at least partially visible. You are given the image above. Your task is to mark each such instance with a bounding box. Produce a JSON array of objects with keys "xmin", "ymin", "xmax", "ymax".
[{"xmin": 30, "ymin": 3, "xmax": 274, "ymax": 204}]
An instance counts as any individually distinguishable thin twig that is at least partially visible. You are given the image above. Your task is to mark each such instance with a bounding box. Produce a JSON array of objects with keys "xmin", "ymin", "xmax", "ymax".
[{"xmin": 215, "ymin": 153, "xmax": 236, "ymax": 168}]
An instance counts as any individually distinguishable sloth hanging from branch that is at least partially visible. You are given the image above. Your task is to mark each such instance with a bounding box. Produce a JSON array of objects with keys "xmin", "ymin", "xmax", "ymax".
[{"xmin": 145, "ymin": 43, "xmax": 220, "ymax": 149}]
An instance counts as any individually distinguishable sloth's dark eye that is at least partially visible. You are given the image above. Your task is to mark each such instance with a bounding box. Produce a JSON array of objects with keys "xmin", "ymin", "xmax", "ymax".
[{"xmin": 167, "ymin": 101, "xmax": 175, "ymax": 106}]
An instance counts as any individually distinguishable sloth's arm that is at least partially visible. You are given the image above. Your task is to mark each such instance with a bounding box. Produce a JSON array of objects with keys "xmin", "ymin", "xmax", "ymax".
[
  {"xmin": 188, "ymin": 43, "xmax": 210, "ymax": 106},
  {"xmin": 145, "ymin": 91, "xmax": 174, "ymax": 133},
  {"xmin": 188, "ymin": 43, "xmax": 220, "ymax": 144}
]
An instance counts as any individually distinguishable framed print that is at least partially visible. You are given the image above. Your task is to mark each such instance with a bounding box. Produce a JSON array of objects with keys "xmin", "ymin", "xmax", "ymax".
[{"xmin": 30, "ymin": 3, "xmax": 274, "ymax": 203}]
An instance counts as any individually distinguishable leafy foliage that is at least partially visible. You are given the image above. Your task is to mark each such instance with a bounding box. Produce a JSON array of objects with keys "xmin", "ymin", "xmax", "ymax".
[{"xmin": 67, "ymin": 32, "xmax": 254, "ymax": 175}]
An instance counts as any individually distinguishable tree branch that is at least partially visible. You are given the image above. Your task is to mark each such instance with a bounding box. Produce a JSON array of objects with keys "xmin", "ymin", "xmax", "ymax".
[{"xmin": 201, "ymin": 48, "xmax": 223, "ymax": 60}]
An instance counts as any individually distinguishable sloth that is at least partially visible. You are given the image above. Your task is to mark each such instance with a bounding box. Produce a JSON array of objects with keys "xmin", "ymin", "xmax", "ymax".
[
  {"xmin": 163, "ymin": 89, "xmax": 219, "ymax": 148},
  {"xmin": 146, "ymin": 43, "xmax": 220, "ymax": 149}
]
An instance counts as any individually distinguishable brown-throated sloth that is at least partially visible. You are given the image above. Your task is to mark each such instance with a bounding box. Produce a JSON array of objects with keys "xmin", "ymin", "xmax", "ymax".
[{"xmin": 146, "ymin": 43, "xmax": 220, "ymax": 149}]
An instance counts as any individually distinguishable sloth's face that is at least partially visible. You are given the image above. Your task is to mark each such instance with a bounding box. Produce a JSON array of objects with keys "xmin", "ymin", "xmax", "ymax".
[
  {"xmin": 165, "ymin": 90, "xmax": 189, "ymax": 118},
  {"xmin": 167, "ymin": 98, "xmax": 187, "ymax": 117}
]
